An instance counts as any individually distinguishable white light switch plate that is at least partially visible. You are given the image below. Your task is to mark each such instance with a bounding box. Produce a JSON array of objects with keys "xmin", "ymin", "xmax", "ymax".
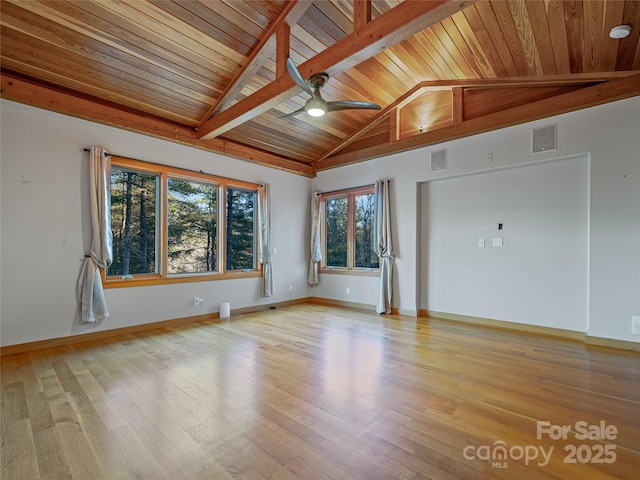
[
  {"xmin": 478, "ymin": 238, "xmax": 485, "ymax": 247},
  {"xmin": 492, "ymin": 238, "xmax": 503, "ymax": 247}
]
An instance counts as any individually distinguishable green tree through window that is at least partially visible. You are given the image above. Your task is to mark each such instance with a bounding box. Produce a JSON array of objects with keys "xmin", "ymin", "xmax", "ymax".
[
  {"xmin": 167, "ymin": 179, "xmax": 217, "ymax": 274},
  {"xmin": 109, "ymin": 167, "xmax": 158, "ymax": 277},
  {"xmin": 226, "ymin": 187, "xmax": 256, "ymax": 270},
  {"xmin": 325, "ymin": 197, "xmax": 348, "ymax": 267},
  {"xmin": 355, "ymin": 193, "xmax": 379, "ymax": 269}
]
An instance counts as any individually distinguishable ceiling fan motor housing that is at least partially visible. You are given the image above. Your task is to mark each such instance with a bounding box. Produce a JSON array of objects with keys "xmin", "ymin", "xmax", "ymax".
[{"xmin": 308, "ymin": 73, "xmax": 329, "ymax": 89}]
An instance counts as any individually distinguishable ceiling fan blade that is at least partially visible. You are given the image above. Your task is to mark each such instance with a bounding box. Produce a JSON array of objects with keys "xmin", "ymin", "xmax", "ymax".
[
  {"xmin": 326, "ymin": 100, "xmax": 382, "ymax": 112},
  {"xmin": 286, "ymin": 58, "xmax": 313, "ymax": 96},
  {"xmin": 280, "ymin": 106, "xmax": 306, "ymax": 118}
]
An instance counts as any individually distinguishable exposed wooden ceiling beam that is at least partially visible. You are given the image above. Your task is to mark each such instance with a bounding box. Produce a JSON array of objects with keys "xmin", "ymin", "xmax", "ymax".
[
  {"xmin": 317, "ymin": 73, "xmax": 640, "ymax": 171},
  {"xmin": 452, "ymin": 87, "xmax": 464, "ymax": 124},
  {"xmin": 197, "ymin": 0, "xmax": 475, "ymax": 141},
  {"xmin": 1, "ymin": 74, "xmax": 314, "ymax": 177},
  {"xmin": 276, "ymin": 23, "xmax": 291, "ymax": 79},
  {"xmin": 389, "ymin": 108, "xmax": 400, "ymax": 142},
  {"xmin": 197, "ymin": 0, "xmax": 312, "ymax": 126},
  {"xmin": 404, "ymin": 71, "xmax": 639, "ymax": 88},
  {"xmin": 353, "ymin": 0, "xmax": 372, "ymax": 31}
]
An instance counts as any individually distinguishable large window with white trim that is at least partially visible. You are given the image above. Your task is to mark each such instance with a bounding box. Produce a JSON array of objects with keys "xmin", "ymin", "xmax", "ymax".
[{"xmin": 106, "ymin": 156, "xmax": 258, "ymax": 287}]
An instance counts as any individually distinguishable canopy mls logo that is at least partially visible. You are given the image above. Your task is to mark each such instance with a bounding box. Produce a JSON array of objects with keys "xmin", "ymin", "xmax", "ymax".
[
  {"xmin": 463, "ymin": 441, "xmax": 553, "ymax": 468},
  {"xmin": 463, "ymin": 420, "xmax": 619, "ymax": 469}
]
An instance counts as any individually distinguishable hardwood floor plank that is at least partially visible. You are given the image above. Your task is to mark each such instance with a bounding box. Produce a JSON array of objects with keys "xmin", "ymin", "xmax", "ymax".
[
  {"xmin": 31, "ymin": 426, "xmax": 72, "ymax": 478},
  {"xmin": 2, "ymin": 304, "xmax": 639, "ymax": 479},
  {"xmin": 1, "ymin": 380, "xmax": 29, "ymax": 423},
  {"xmin": 51, "ymin": 401, "xmax": 103, "ymax": 479},
  {"xmin": 1, "ymin": 417, "xmax": 39, "ymax": 479},
  {"xmin": 26, "ymin": 391, "xmax": 56, "ymax": 433}
]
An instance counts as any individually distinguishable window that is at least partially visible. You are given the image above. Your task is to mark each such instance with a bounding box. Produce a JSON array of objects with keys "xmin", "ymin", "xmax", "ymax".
[
  {"xmin": 325, "ymin": 197, "xmax": 348, "ymax": 268},
  {"xmin": 226, "ymin": 187, "xmax": 256, "ymax": 271},
  {"xmin": 109, "ymin": 167, "xmax": 159, "ymax": 277},
  {"xmin": 106, "ymin": 157, "xmax": 258, "ymax": 287},
  {"xmin": 167, "ymin": 178, "xmax": 218, "ymax": 274},
  {"xmin": 322, "ymin": 186, "xmax": 379, "ymax": 273},
  {"xmin": 354, "ymin": 193, "xmax": 378, "ymax": 269}
]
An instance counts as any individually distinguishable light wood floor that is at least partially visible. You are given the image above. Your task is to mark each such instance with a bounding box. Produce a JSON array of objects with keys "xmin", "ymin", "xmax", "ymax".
[{"xmin": 2, "ymin": 304, "xmax": 639, "ymax": 479}]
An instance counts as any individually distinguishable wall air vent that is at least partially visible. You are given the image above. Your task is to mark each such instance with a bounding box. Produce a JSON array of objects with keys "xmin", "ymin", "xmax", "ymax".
[
  {"xmin": 431, "ymin": 149, "xmax": 447, "ymax": 172},
  {"xmin": 532, "ymin": 124, "xmax": 557, "ymax": 154}
]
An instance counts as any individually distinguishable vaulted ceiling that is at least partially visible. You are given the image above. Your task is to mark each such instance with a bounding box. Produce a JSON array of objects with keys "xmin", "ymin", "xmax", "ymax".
[{"xmin": 2, "ymin": 0, "xmax": 640, "ymax": 177}]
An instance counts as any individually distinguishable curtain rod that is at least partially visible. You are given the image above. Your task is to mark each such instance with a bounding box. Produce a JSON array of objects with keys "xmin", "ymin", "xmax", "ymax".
[
  {"xmin": 319, "ymin": 183, "xmax": 376, "ymax": 196},
  {"xmin": 83, "ymin": 148, "xmax": 262, "ymax": 188},
  {"xmin": 83, "ymin": 148, "xmax": 109, "ymax": 157}
]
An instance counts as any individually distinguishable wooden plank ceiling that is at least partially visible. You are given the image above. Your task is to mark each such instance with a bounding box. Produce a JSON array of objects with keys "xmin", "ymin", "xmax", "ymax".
[{"xmin": 2, "ymin": 0, "xmax": 640, "ymax": 177}]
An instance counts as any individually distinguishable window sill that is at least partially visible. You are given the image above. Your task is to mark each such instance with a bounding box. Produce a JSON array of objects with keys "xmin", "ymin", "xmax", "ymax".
[
  {"xmin": 104, "ymin": 270, "xmax": 261, "ymax": 288},
  {"xmin": 319, "ymin": 268, "xmax": 380, "ymax": 277}
]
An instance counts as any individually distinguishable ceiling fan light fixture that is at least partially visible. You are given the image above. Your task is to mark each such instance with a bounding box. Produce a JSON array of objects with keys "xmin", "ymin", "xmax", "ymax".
[
  {"xmin": 609, "ymin": 25, "xmax": 631, "ymax": 39},
  {"xmin": 284, "ymin": 58, "xmax": 380, "ymax": 119},
  {"xmin": 305, "ymin": 97, "xmax": 327, "ymax": 117},
  {"xmin": 307, "ymin": 108, "xmax": 326, "ymax": 117}
]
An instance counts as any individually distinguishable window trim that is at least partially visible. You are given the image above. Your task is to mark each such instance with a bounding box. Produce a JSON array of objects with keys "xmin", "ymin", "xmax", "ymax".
[
  {"xmin": 104, "ymin": 156, "xmax": 260, "ymax": 288},
  {"xmin": 319, "ymin": 185, "xmax": 379, "ymax": 276}
]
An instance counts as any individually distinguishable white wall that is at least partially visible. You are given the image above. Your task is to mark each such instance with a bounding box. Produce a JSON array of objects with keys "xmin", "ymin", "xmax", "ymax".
[
  {"xmin": 0, "ymin": 100, "xmax": 311, "ymax": 346},
  {"xmin": 421, "ymin": 156, "xmax": 589, "ymax": 331},
  {"xmin": 2, "ymin": 96, "xmax": 639, "ymax": 346},
  {"xmin": 313, "ymin": 97, "xmax": 640, "ymax": 343}
]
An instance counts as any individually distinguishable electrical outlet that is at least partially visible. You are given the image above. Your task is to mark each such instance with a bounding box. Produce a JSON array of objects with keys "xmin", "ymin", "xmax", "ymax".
[
  {"xmin": 632, "ymin": 316, "xmax": 640, "ymax": 335},
  {"xmin": 289, "ymin": 285, "xmax": 294, "ymax": 293},
  {"xmin": 194, "ymin": 297, "xmax": 203, "ymax": 306},
  {"xmin": 346, "ymin": 287, "xmax": 350, "ymax": 294}
]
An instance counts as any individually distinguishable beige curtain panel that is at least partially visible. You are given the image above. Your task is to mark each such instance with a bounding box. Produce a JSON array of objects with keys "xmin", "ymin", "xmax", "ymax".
[
  {"xmin": 307, "ymin": 192, "xmax": 323, "ymax": 285},
  {"xmin": 257, "ymin": 183, "xmax": 274, "ymax": 297},
  {"xmin": 375, "ymin": 178, "xmax": 394, "ymax": 314},
  {"xmin": 77, "ymin": 146, "xmax": 113, "ymax": 323}
]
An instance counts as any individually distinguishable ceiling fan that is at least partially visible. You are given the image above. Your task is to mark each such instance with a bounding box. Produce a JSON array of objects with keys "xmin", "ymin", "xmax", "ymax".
[{"xmin": 284, "ymin": 58, "xmax": 381, "ymax": 118}]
